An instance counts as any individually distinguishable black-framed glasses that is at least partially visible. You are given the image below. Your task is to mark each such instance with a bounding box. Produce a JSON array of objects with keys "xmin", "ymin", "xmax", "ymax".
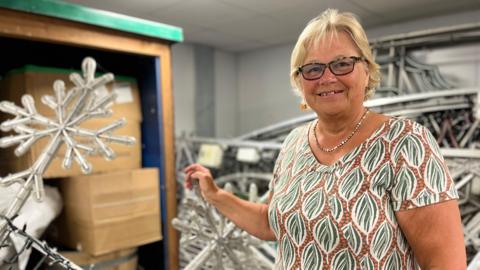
[{"xmin": 297, "ymin": 56, "xmax": 365, "ymax": 80}]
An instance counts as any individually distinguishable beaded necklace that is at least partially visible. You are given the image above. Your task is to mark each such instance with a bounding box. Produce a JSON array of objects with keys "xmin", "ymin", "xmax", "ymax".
[{"xmin": 313, "ymin": 109, "xmax": 369, "ymax": 153}]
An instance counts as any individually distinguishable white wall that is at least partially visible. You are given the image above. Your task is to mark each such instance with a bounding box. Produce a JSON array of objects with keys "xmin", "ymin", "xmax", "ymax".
[
  {"xmin": 171, "ymin": 43, "xmax": 195, "ymax": 137},
  {"xmin": 172, "ymin": 44, "xmax": 238, "ymax": 138},
  {"xmin": 214, "ymin": 50, "xmax": 238, "ymax": 138},
  {"xmin": 236, "ymin": 44, "xmax": 305, "ymax": 135},
  {"xmin": 172, "ymin": 9, "xmax": 480, "ymax": 138}
]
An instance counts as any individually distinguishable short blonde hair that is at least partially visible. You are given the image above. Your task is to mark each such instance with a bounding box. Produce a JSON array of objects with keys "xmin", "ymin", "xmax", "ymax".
[{"xmin": 290, "ymin": 9, "xmax": 380, "ymax": 99}]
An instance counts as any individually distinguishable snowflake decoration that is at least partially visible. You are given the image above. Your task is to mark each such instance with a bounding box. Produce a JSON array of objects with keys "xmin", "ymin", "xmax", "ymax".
[
  {"xmin": 0, "ymin": 57, "xmax": 135, "ymax": 239},
  {"xmin": 172, "ymin": 181, "xmax": 275, "ymax": 270}
]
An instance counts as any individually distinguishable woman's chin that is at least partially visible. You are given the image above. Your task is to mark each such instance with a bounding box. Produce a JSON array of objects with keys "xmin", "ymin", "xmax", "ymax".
[{"xmin": 311, "ymin": 100, "xmax": 348, "ymax": 113}]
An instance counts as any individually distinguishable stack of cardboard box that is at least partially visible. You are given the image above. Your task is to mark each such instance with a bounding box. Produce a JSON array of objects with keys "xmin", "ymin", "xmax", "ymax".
[
  {"xmin": 0, "ymin": 65, "xmax": 143, "ymax": 177},
  {"xmin": 0, "ymin": 66, "xmax": 162, "ymax": 269},
  {"xmin": 52, "ymin": 168, "xmax": 161, "ymax": 269}
]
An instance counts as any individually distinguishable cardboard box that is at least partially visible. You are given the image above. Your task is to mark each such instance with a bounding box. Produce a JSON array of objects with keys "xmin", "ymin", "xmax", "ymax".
[
  {"xmin": 55, "ymin": 168, "xmax": 162, "ymax": 255},
  {"xmin": 0, "ymin": 65, "xmax": 143, "ymax": 178},
  {"xmin": 0, "ymin": 65, "xmax": 142, "ymax": 121},
  {"xmin": 53, "ymin": 248, "xmax": 138, "ymax": 270}
]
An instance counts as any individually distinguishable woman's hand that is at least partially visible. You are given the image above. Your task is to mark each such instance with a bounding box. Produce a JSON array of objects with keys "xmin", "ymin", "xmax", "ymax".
[
  {"xmin": 184, "ymin": 163, "xmax": 276, "ymax": 240},
  {"xmin": 184, "ymin": 163, "xmax": 220, "ymax": 203}
]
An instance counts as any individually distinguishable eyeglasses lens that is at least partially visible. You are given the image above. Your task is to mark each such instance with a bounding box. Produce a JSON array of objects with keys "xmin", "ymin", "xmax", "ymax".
[
  {"xmin": 300, "ymin": 57, "xmax": 358, "ymax": 80},
  {"xmin": 303, "ymin": 64, "xmax": 326, "ymax": 80},
  {"xmin": 331, "ymin": 58, "xmax": 355, "ymax": 75}
]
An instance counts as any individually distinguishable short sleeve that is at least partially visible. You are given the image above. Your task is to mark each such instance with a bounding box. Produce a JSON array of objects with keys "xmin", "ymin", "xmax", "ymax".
[{"xmin": 389, "ymin": 121, "xmax": 459, "ymax": 211}]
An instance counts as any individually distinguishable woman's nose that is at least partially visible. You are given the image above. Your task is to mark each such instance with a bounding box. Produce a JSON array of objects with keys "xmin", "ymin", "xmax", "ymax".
[{"xmin": 318, "ymin": 67, "xmax": 337, "ymax": 84}]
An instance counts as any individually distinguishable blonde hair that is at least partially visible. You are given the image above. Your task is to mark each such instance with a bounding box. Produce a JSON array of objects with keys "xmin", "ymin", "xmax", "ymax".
[{"xmin": 290, "ymin": 9, "xmax": 380, "ymax": 99}]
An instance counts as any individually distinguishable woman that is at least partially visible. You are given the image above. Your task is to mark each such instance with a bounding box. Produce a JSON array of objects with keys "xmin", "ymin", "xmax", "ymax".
[{"xmin": 185, "ymin": 9, "xmax": 466, "ymax": 269}]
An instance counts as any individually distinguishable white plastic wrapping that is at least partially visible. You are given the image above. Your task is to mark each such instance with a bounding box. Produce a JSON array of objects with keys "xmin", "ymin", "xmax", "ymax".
[{"xmin": 0, "ymin": 184, "xmax": 62, "ymax": 269}]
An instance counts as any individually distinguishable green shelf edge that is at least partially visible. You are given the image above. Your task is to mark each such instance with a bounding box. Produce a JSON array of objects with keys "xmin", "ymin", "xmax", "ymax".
[{"xmin": 0, "ymin": 0, "xmax": 183, "ymax": 43}]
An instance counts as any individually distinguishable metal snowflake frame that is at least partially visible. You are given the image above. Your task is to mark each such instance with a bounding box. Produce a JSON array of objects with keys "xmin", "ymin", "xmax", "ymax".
[
  {"xmin": 0, "ymin": 57, "xmax": 135, "ymax": 264},
  {"xmin": 172, "ymin": 182, "xmax": 275, "ymax": 270}
]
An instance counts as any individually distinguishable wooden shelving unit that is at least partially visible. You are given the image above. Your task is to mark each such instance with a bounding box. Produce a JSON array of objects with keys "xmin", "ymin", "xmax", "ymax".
[{"xmin": 0, "ymin": 1, "xmax": 182, "ymax": 269}]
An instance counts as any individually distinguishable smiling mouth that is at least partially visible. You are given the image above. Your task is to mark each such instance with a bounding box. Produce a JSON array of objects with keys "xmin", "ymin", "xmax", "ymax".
[{"xmin": 318, "ymin": 90, "xmax": 344, "ymax": 97}]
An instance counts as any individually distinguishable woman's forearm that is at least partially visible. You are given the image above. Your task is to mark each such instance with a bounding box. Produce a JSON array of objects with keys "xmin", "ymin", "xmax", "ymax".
[{"xmin": 209, "ymin": 189, "xmax": 276, "ymax": 241}]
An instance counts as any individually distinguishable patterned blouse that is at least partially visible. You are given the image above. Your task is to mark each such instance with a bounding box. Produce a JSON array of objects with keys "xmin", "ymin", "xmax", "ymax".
[{"xmin": 267, "ymin": 118, "xmax": 458, "ymax": 270}]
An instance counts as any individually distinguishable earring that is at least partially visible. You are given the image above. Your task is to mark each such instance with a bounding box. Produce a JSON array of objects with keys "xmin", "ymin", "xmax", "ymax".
[{"xmin": 299, "ymin": 98, "xmax": 308, "ymax": 111}]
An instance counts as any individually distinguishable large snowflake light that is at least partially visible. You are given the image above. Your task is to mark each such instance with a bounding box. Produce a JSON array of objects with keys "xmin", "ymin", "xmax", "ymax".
[
  {"xmin": 172, "ymin": 181, "xmax": 275, "ymax": 270},
  {"xmin": 0, "ymin": 57, "xmax": 135, "ymax": 241}
]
